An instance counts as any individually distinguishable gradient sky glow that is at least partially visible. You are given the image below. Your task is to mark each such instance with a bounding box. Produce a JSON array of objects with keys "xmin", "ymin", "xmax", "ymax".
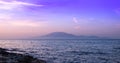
[{"xmin": 0, "ymin": 0, "xmax": 120, "ymax": 39}]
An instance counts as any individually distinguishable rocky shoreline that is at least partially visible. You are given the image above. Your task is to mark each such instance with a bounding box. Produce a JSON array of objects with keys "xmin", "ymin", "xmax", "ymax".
[{"xmin": 0, "ymin": 48, "xmax": 46, "ymax": 63}]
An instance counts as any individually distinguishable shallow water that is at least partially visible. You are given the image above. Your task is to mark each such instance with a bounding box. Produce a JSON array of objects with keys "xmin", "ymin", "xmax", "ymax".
[{"xmin": 0, "ymin": 39, "xmax": 120, "ymax": 63}]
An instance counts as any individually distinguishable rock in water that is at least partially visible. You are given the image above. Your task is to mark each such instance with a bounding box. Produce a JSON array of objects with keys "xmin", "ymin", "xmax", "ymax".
[{"xmin": 0, "ymin": 48, "xmax": 46, "ymax": 63}]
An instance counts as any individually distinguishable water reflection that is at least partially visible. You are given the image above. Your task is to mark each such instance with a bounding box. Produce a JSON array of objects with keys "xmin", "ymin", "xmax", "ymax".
[{"xmin": 0, "ymin": 39, "xmax": 120, "ymax": 63}]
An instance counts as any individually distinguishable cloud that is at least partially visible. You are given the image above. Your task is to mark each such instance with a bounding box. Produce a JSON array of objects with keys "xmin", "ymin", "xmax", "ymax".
[
  {"xmin": 0, "ymin": 19, "xmax": 48, "ymax": 39},
  {"xmin": 72, "ymin": 17, "xmax": 81, "ymax": 30},
  {"xmin": 10, "ymin": 21, "xmax": 40, "ymax": 27},
  {"xmin": 72, "ymin": 17, "xmax": 99, "ymax": 30},
  {"xmin": 73, "ymin": 17, "xmax": 79, "ymax": 24},
  {"xmin": 0, "ymin": 12, "xmax": 47, "ymax": 27},
  {"xmin": 0, "ymin": 0, "xmax": 43, "ymax": 10},
  {"xmin": 0, "ymin": 14, "xmax": 12, "ymax": 20},
  {"xmin": 0, "ymin": 14, "xmax": 47, "ymax": 27},
  {"xmin": 0, "ymin": 20, "xmax": 47, "ymax": 27}
]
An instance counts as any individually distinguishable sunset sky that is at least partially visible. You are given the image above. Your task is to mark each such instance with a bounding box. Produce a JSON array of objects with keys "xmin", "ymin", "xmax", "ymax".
[{"xmin": 0, "ymin": 0, "xmax": 120, "ymax": 39}]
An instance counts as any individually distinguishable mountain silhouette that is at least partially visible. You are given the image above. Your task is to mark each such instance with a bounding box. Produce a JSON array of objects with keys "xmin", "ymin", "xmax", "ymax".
[
  {"xmin": 34, "ymin": 32, "xmax": 101, "ymax": 39},
  {"xmin": 41, "ymin": 32, "xmax": 76, "ymax": 37}
]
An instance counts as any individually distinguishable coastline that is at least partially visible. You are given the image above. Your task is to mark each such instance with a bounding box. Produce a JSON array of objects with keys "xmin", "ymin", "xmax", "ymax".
[{"xmin": 0, "ymin": 48, "xmax": 46, "ymax": 63}]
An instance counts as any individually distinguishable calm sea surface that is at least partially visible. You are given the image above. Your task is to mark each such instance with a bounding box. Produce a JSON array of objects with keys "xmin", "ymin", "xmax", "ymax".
[{"xmin": 0, "ymin": 39, "xmax": 120, "ymax": 63}]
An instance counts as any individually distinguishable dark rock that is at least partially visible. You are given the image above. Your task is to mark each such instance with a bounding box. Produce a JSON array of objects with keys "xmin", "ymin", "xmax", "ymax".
[{"xmin": 0, "ymin": 48, "xmax": 46, "ymax": 63}]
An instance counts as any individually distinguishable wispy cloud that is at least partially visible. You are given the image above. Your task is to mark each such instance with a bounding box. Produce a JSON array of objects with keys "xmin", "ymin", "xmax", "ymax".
[
  {"xmin": 72, "ymin": 17, "xmax": 99, "ymax": 30},
  {"xmin": 0, "ymin": 0, "xmax": 43, "ymax": 10},
  {"xmin": 73, "ymin": 17, "xmax": 79, "ymax": 24},
  {"xmin": 0, "ymin": 19, "xmax": 48, "ymax": 39},
  {"xmin": 10, "ymin": 21, "xmax": 41, "ymax": 27},
  {"xmin": 0, "ymin": 13, "xmax": 46, "ymax": 27},
  {"xmin": 72, "ymin": 17, "xmax": 81, "ymax": 29},
  {"xmin": 0, "ymin": 13, "xmax": 12, "ymax": 19},
  {"xmin": 73, "ymin": 17, "xmax": 98, "ymax": 24},
  {"xmin": 0, "ymin": 20, "xmax": 47, "ymax": 27}
]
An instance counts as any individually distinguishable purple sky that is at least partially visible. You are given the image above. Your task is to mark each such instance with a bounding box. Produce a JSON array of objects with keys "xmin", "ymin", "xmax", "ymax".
[{"xmin": 0, "ymin": 0, "xmax": 120, "ymax": 39}]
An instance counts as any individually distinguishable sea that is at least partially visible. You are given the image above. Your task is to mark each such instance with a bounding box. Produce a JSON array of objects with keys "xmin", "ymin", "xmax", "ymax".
[{"xmin": 0, "ymin": 39, "xmax": 120, "ymax": 63}]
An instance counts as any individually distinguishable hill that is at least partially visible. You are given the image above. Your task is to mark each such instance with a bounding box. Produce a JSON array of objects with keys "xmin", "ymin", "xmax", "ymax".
[{"xmin": 34, "ymin": 32, "xmax": 101, "ymax": 39}]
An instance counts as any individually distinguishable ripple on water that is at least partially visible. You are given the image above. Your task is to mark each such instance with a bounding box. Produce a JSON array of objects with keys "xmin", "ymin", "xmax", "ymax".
[{"xmin": 0, "ymin": 39, "xmax": 120, "ymax": 63}]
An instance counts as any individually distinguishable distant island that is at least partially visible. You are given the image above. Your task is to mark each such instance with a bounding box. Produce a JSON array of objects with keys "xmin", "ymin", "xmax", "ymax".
[{"xmin": 34, "ymin": 32, "xmax": 103, "ymax": 39}]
